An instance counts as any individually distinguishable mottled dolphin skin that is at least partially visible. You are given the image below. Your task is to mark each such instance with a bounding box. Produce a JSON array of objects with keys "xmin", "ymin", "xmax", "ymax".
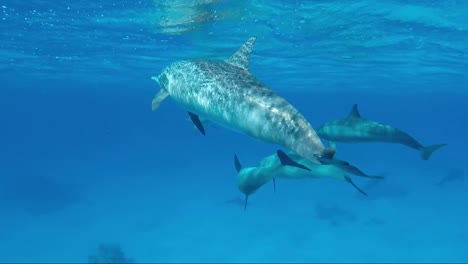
[
  {"xmin": 316, "ymin": 104, "xmax": 446, "ymax": 160},
  {"xmin": 151, "ymin": 36, "xmax": 334, "ymax": 166},
  {"xmin": 234, "ymin": 151, "xmax": 383, "ymax": 211}
]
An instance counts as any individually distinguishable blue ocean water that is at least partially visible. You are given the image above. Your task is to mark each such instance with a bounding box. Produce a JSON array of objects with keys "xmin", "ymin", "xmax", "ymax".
[{"xmin": 1, "ymin": 0, "xmax": 467, "ymax": 262}]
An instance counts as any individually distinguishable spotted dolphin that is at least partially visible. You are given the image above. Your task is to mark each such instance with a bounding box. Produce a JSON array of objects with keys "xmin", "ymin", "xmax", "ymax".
[
  {"xmin": 234, "ymin": 151, "xmax": 383, "ymax": 211},
  {"xmin": 151, "ymin": 36, "xmax": 336, "ymax": 168},
  {"xmin": 316, "ymin": 104, "xmax": 446, "ymax": 160}
]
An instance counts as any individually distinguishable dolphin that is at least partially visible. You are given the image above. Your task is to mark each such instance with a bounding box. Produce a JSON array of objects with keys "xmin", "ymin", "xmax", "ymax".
[
  {"xmin": 316, "ymin": 104, "xmax": 446, "ymax": 160},
  {"xmin": 234, "ymin": 154, "xmax": 273, "ymax": 211},
  {"xmin": 234, "ymin": 151, "xmax": 383, "ymax": 211},
  {"xmin": 151, "ymin": 36, "xmax": 337, "ymax": 170}
]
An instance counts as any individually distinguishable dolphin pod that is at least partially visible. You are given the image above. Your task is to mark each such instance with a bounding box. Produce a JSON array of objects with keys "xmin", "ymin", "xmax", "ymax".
[
  {"xmin": 151, "ymin": 37, "xmax": 446, "ymax": 211},
  {"xmin": 151, "ymin": 36, "xmax": 376, "ymax": 177}
]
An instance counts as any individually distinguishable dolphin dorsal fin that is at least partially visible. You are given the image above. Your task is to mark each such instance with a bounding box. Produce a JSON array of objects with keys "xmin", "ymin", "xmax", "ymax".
[
  {"xmin": 226, "ymin": 36, "xmax": 257, "ymax": 71},
  {"xmin": 347, "ymin": 104, "xmax": 361, "ymax": 119}
]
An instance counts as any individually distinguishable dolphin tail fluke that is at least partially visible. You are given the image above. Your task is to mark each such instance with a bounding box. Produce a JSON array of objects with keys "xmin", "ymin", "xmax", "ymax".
[
  {"xmin": 420, "ymin": 144, "xmax": 447, "ymax": 160},
  {"xmin": 344, "ymin": 175, "xmax": 368, "ymax": 196}
]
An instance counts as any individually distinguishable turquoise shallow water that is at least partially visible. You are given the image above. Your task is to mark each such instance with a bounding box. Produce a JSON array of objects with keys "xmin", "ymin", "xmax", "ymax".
[{"xmin": 1, "ymin": 1, "xmax": 467, "ymax": 263}]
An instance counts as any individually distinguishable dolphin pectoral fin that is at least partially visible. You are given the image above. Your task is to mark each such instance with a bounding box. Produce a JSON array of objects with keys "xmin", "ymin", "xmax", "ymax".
[
  {"xmin": 276, "ymin": 149, "xmax": 311, "ymax": 171},
  {"xmin": 185, "ymin": 116, "xmax": 212, "ymax": 132},
  {"xmin": 188, "ymin": 112, "xmax": 206, "ymax": 136},
  {"xmin": 185, "ymin": 117, "xmax": 200, "ymax": 133},
  {"xmin": 420, "ymin": 144, "xmax": 447, "ymax": 160},
  {"xmin": 234, "ymin": 154, "xmax": 242, "ymax": 173},
  {"xmin": 244, "ymin": 195, "xmax": 249, "ymax": 211},
  {"xmin": 151, "ymin": 89, "xmax": 169, "ymax": 111},
  {"xmin": 273, "ymin": 177, "xmax": 276, "ymax": 192},
  {"xmin": 344, "ymin": 175, "xmax": 368, "ymax": 196}
]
